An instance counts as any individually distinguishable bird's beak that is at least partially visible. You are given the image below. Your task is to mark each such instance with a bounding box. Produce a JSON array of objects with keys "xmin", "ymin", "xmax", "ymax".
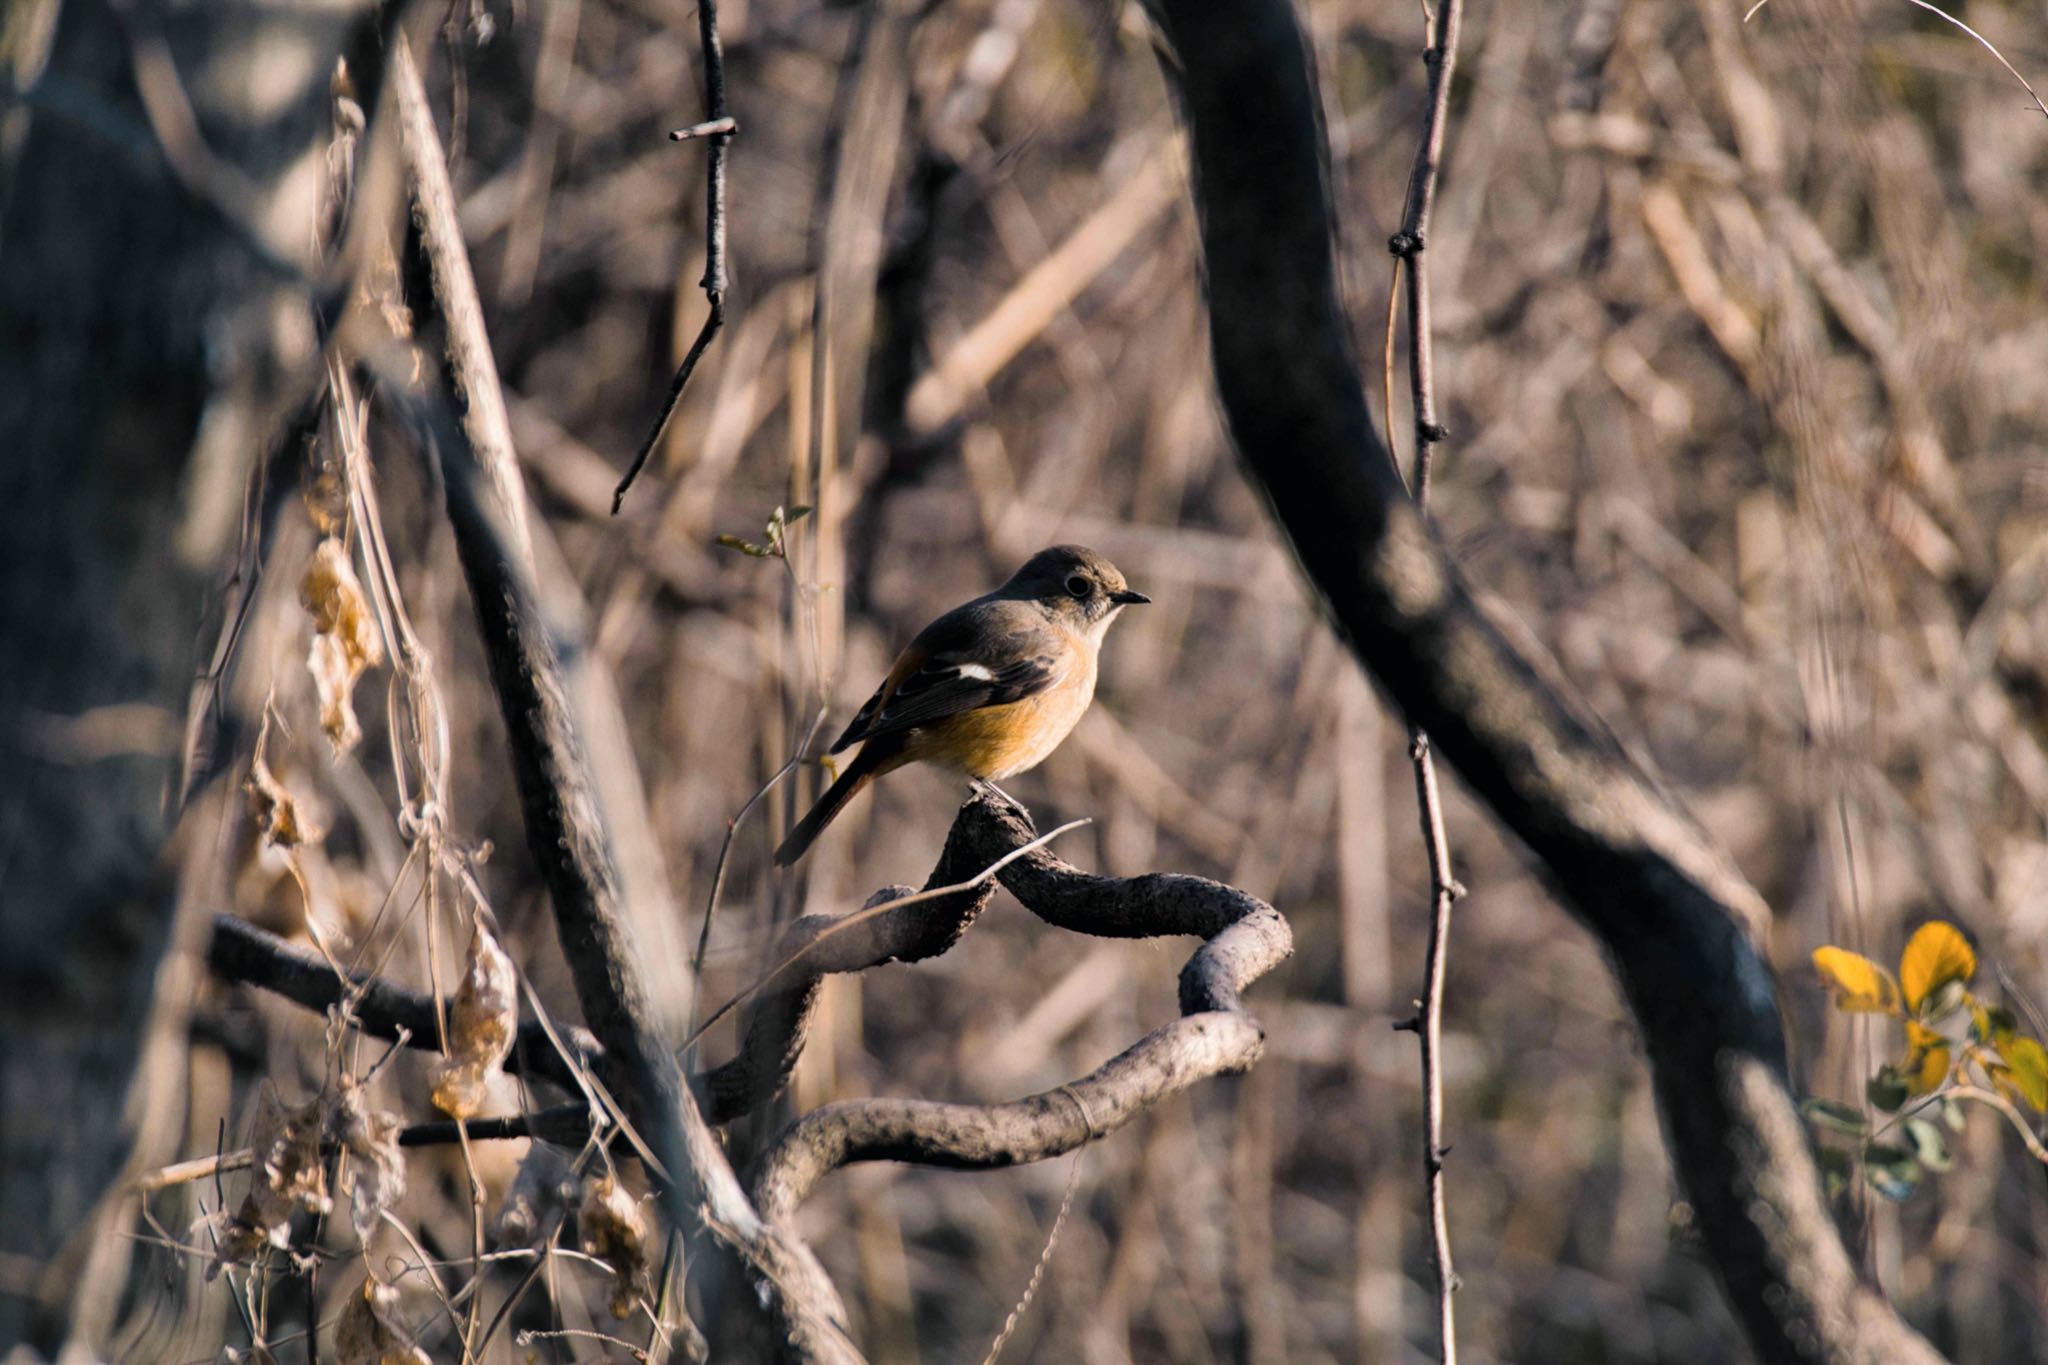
[{"xmin": 1110, "ymin": 588, "xmax": 1151, "ymax": 605}]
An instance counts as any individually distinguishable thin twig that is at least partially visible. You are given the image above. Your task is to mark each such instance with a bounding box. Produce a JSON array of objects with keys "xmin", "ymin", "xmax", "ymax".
[
  {"xmin": 1385, "ymin": 0, "xmax": 1466, "ymax": 1358},
  {"xmin": 614, "ymin": 0, "xmax": 734, "ymax": 511},
  {"xmin": 1947, "ymin": 1084, "xmax": 2048, "ymax": 1164},
  {"xmin": 980, "ymin": 1089, "xmax": 1092, "ymax": 1365},
  {"xmin": 1897, "ymin": 0, "xmax": 2048, "ymax": 119},
  {"xmin": 681, "ymin": 818, "xmax": 1092, "ymax": 1054},
  {"xmin": 690, "ymin": 706, "xmax": 827, "ymax": 1000},
  {"xmin": 1741, "ymin": 0, "xmax": 2045, "ymax": 119}
]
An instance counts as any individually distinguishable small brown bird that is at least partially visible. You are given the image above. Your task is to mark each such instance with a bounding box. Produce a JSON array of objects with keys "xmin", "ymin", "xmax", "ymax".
[{"xmin": 774, "ymin": 545, "xmax": 1149, "ymax": 866}]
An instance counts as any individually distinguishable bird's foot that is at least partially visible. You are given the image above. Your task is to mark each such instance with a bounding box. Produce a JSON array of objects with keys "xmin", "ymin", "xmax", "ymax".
[{"xmin": 971, "ymin": 778, "xmax": 1018, "ymax": 807}]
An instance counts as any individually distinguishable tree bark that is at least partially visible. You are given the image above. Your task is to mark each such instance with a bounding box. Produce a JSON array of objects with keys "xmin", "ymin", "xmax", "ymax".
[{"xmin": 1142, "ymin": 2, "xmax": 1942, "ymax": 1360}]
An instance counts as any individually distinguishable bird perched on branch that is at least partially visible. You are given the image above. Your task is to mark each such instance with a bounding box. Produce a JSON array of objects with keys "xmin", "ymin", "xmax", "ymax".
[{"xmin": 774, "ymin": 545, "xmax": 1149, "ymax": 866}]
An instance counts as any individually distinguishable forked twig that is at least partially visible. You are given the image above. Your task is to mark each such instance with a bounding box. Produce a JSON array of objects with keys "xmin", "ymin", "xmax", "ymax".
[{"xmin": 613, "ymin": 0, "xmax": 735, "ymax": 511}]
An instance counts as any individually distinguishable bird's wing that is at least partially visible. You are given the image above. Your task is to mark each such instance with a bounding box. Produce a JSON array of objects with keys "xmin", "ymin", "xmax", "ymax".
[{"xmin": 828, "ymin": 602, "xmax": 1068, "ymax": 753}]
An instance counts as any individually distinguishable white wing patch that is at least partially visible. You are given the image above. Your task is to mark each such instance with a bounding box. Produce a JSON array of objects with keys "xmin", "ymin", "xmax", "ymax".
[{"xmin": 954, "ymin": 662, "xmax": 996, "ymax": 681}]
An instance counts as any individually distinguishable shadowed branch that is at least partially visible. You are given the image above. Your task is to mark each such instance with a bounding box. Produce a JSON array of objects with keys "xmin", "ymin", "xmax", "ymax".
[{"xmin": 1142, "ymin": 1, "xmax": 1942, "ymax": 1361}]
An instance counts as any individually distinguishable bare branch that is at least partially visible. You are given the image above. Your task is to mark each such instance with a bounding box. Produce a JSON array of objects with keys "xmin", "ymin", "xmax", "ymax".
[
  {"xmin": 1386, "ymin": 0, "xmax": 1467, "ymax": 1356},
  {"xmin": 749, "ymin": 789, "xmax": 1291, "ymax": 1218},
  {"xmin": 1141, "ymin": 2, "xmax": 1944, "ymax": 1360},
  {"xmin": 206, "ymin": 915, "xmax": 600, "ymax": 1094},
  {"xmin": 614, "ymin": 0, "xmax": 734, "ymax": 511}
]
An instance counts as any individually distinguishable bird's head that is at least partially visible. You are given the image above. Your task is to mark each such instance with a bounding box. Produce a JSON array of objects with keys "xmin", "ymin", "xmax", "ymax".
[{"xmin": 1000, "ymin": 544, "xmax": 1150, "ymax": 632}]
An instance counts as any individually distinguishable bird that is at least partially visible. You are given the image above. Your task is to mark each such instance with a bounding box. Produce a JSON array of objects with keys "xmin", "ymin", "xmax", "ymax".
[{"xmin": 773, "ymin": 545, "xmax": 1149, "ymax": 866}]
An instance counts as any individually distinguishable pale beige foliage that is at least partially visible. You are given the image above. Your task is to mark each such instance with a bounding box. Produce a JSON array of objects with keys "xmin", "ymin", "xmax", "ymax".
[
  {"xmin": 299, "ymin": 534, "xmax": 385, "ymax": 755},
  {"xmin": 334, "ymin": 1277, "xmax": 430, "ymax": 1365},
  {"xmin": 246, "ymin": 749, "xmax": 320, "ymax": 851},
  {"xmin": 496, "ymin": 1136, "xmax": 572, "ymax": 1248},
  {"xmin": 577, "ymin": 1173, "xmax": 652, "ymax": 1320},
  {"xmin": 334, "ymin": 1079, "xmax": 407, "ymax": 1243},
  {"xmin": 192, "ymin": 1085, "xmax": 329, "ymax": 1279},
  {"xmin": 247, "ymin": 1084, "xmax": 331, "ymax": 1234},
  {"xmin": 431, "ymin": 923, "xmax": 519, "ymax": 1119}
]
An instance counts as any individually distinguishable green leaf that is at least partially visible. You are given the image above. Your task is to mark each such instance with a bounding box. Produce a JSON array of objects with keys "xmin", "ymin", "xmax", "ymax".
[
  {"xmin": 783, "ymin": 505, "xmax": 814, "ymax": 525},
  {"xmin": 1867, "ymin": 1066, "xmax": 1909, "ymax": 1114},
  {"xmin": 1919, "ymin": 978, "xmax": 1969, "ymax": 1023},
  {"xmin": 1970, "ymin": 1005, "xmax": 2017, "ymax": 1044},
  {"xmin": 1940, "ymin": 1097, "xmax": 1966, "ymax": 1132},
  {"xmin": 1801, "ymin": 1098, "xmax": 1870, "ymax": 1138},
  {"xmin": 715, "ymin": 533, "xmax": 771, "ymax": 557},
  {"xmin": 1816, "ymin": 1144, "xmax": 1853, "ymax": 1198},
  {"xmin": 1861, "ymin": 1142, "xmax": 1922, "ymax": 1201},
  {"xmin": 1903, "ymin": 1117, "xmax": 1954, "ymax": 1172}
]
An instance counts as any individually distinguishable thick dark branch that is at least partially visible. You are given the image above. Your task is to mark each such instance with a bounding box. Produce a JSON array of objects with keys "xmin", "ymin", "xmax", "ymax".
[
  {"xmin": 755, "ymin": 1012, "xmax": 1263, "ymax": 1223},
  {"xmin": 400, "ymin": 1105, "xmax": 590, "ymax": 1148},
  {"xmin": 701, "ymin": 834, "xmax": 996, "ymax": 1123},
  {"xmin": 205, "ymin": 915, "xmax": 599, "ymax": 1094},
  {"xmin": 748, "ymin": 790, "xmax": 1290, "ymax": 1221},
  {"xmin": 1142, "ymin": 2, "xmax": 1942, "ymax": 1361}
]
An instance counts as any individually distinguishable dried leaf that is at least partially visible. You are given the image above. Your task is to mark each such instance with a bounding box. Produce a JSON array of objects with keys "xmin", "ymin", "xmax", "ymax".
[
  {"xmin": 334, "ymin": 1081, "xmax": 407, "ymax": 1242},
  {"xmin": 1899, "ymin": 921, "xmax": 1975, "ymax": 1014},
  {"xmin": 578, "ymin": 1174, "xmax": 652, "ymax": 1320},
  {"xmin": 334, "ymin": 1277, "xmax": 430, "ymax": 1365},
  {"xmin": 300, "ymin": 536, "xmax": 385, "ymax": 756},
  {"xmin": 247, "ymin": 1085, "xmax": 331, "ymax": 1237},
  {"xmin": 431, "ymin": 925, "xmax": 519, "ymax": 1119},
  {"xmin": 305, "ymin": 449, "xmax": 349, "ymax": 538},
  {"xmin": 188, "ymin": 1206, "xmax": 269, "ymax": 1281},
  {"xmin": 497, "ymin": 1142, "xmax": 572, "ymax": 1248},
  {"xmin": 247, "ymin": 751, "xmax": 321, "ymax": 851},
  {"xmin": 1811, "ymin": 947, "xmax": 1899, "ymax": 1013}
]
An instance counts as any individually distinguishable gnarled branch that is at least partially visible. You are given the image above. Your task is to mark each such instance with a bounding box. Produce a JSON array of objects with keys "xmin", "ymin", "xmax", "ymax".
[
  {"xmin": 1142, "ymin": 2, "xmax": 1941, "ymax": 1361},
  {"xmin": 748, "ymin": 790, "xmax": 1291, "ymax": 1222}
]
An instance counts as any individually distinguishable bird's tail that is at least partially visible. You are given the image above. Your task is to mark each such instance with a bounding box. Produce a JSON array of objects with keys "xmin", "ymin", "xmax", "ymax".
[{"xmin": 774, "ymin": 758, "xmax": 877, "ymax": 866}]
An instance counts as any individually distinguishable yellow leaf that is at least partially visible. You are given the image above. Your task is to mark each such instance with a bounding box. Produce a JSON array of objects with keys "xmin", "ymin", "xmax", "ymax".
[
  {"xmin": 1994, "ymin": 1033, "xmax": 2048, "ymax": 1111},
  {"xmin": 1902, "ymin": 1020, "xmax": 1950, "ymax": 1096},
  {"xmin": 1811, "ymin": 947, "xmax": 1899, "ymax": 1013},
  {"xmin": 1899, "ymin": 921, "xmax": 1975, "ymax": 1013}
]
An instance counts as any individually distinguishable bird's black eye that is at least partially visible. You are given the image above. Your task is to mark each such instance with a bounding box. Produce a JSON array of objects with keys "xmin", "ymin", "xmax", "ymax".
[{"xmin": 1065, "ymin": 574, "xmax": 1091, "ymax": 598}]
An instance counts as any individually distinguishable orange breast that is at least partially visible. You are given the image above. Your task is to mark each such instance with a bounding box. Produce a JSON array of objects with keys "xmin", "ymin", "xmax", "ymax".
[{"xmin": 903, "ymin": 662, "xmax": 1097, "ymax": 781}]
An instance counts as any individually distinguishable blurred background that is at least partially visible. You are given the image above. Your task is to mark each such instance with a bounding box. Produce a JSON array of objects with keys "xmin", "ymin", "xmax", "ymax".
[{"xmin": 6, "ymin": 0, "xmax": 2048, "ymax": 1358}]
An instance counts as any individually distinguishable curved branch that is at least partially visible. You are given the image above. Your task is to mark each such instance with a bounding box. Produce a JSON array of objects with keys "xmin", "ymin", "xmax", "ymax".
[
  {"xmin": 748, "ymin": 790, "xmax": 1291, "ymax": 1222},
  {"xmin": 699, "ymin": 822, "xmax": 998, "ymax": 1121},
  {"xmin": 1141, "ymin": 3, "xmax": 1941, "ymax": 1361}
]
